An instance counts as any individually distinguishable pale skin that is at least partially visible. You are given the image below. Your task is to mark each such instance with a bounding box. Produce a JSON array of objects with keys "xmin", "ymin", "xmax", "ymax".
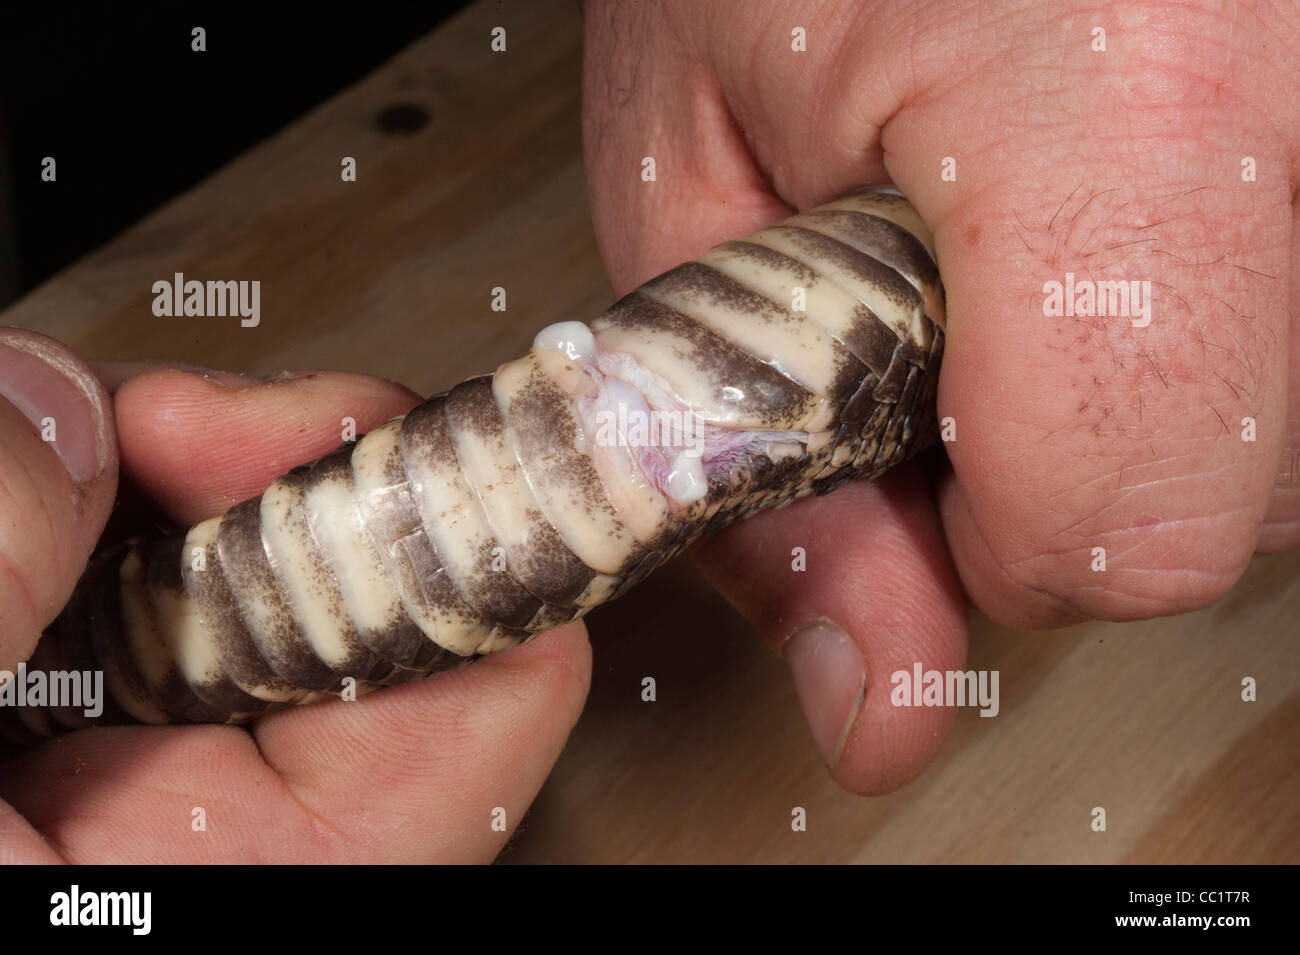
[{"xmin": 0, "ymin": 0, "xmax": 1296, "ymax": 860}]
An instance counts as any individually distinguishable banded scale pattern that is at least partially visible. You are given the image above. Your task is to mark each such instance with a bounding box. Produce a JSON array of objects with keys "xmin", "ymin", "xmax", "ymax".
[{"xmin": 2, "ymin": 185, "xmax": 946, "ymax": 740}]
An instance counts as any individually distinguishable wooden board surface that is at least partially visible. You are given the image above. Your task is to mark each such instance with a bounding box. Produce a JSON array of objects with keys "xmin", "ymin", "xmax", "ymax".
[{"xmin": 3, "ymin": 0, "xmax": 1296, "ymax": 864}]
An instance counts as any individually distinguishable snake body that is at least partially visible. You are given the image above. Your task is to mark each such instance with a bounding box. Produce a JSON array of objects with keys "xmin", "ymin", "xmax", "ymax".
[{"xmin": 4, "ymin": 185, "xmax": 945, "ymax": 738}]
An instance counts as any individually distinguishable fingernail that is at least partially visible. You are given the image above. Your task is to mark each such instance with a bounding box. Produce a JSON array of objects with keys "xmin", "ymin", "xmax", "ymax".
[
  {"xmin": 182, "ymin": 368, "xmax": 321, "ymax": 387},
  {"xmin": 263, "ymin": 369, "xmax": 322, "ymax": 384},
  {"xmin": 0, "ymin": 332, "xmax": 111, "ymax": 483},
  {"xmin": 784, "ymin": 622, "xmax": 865, "ymax": 768},
  {"xmin": 184, "ymin": 369, "xmax": 263, "ymax": 387}
]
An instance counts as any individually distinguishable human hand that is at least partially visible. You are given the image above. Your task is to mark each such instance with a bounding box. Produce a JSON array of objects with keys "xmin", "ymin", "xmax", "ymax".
[
  {"xmin": 0, "ymin": 330, "xmax": 588, "ymax": 862},
  {"xmin": 583, "ymin": 0, "xmax": 1299, "ymax": 792}
]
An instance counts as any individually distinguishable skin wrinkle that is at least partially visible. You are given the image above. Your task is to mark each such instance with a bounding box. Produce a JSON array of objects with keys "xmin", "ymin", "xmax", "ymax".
[
  {"xmin": 1050, "ymin": 579, "xmax": 1235, "ymax": 619},
  {"xmin": 259, "ymin": 723, "xmax": 426, "ymax": 853},
  {"xmin": 698, "ymin": 80, "xmax": 783, "ymax": 220},
  {"xmin": 1009, "ymin": 563, "xmax": 1246, "ymax": 620},
  {"xmin": 948, "ymin": 489, "xmax": 1089, "ymax": 622},
  {"xmin": 943, "ymin": 376, "xmax": 1252, "ymax": 546},
  {"xmin": 1077, "ymin": 566, "xmax": 1245, "ymax": 582},
  {"xmin": 799, "ymin": 17, "xmax": 859, "ymax": 196},
  {"xmin": 266, "ymin": 761, "xmax": 369, "ymax": 853},
  {"xmin": 0, "ymin": 554, "xmax": 43, "ymax": 649},
  {"xmin": 1078, "ymin": 458, "xmax": 1234, "ymax": 496},
  {"xmin": 706, "ymin": 10, "xmax": 787, "ymax": 202},
  {"xmin": 1260, "ymin": 518, "xmax": 1300, "ymax": 544},
  {"xmin": 1050, "ymin": 480, "xmax": 1239, "ymax": 541},
  {"xmin": 1067, "ymin": 511, "xmax": 1260, "ymax": 565},
  {"xmin": 0, "ymin": 437, "xmax": 78, "ymax": 637},
  {"xmin": 1082, "ymin": 522, "xmax": 1261, "ymax": 571},
  {"xmin": 1008, "ymin": 504, "xmax": 1261, "ymax": 568},
  {"xmin": 22, "ymin": 733, "xmax": 270, "ymax": 851},
  {"xmin": 4, "ymin": 429, "xmax": 68, "ymax": 555}
]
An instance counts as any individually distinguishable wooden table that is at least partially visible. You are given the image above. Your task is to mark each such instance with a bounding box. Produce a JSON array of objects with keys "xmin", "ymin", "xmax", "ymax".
[{"xmin": 4, "ymin": 0, "xmax": 1296, "ymax": 863}]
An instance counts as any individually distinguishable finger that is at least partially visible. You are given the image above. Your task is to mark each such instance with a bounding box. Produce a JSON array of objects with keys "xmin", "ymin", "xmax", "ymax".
[
  {"xmin": 0, "ymin": 799, "xmax": 63, "ymax": 864},
  {"xmin": 0, "ymin": 329, "xmax": 117, "ymax": 670},
  {"xmin": 0, "ymin": 625, "xmax": 590, "ymax": 863},
  {"xmin": 112, "ymin": 369, "xmax": 424, "ymax": 525},
  {"xmin": 252, "ymin": 622, "xmax": 591, "ymax": 863},
  {"xmin": 663, "ymin": 4, "xmax": 903, "ymax": 212},
  {"xmin": 692, "ymin": 465, "xmax": 967, "ymax": 794},
  {"xmin": 583, "ymin": 0, "xmax": 792, "ymax": 295},
  {"xmin": 0, "ymin": 725, "xmax": 290, "ymax": 863}
]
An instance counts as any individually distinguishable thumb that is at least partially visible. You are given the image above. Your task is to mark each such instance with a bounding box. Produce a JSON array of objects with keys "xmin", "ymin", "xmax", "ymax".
[
  {"xmin": 692, "ymin": 464, "xmax": 968, "ymax": 795},
  {"xmin": 0, "ymin": 330, "xmax": 117, "ymax": 671}
]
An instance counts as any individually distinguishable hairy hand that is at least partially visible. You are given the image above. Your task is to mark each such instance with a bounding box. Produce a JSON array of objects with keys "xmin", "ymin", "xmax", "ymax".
[{"xmin": 584, "ymin": 0, "xmax": 1300, "ymax": 792}]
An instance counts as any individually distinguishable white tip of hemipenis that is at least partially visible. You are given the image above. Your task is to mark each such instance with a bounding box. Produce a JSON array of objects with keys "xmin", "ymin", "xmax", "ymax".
[
  {"xmin": 666, "ymin": 448, "xmax": 707, "ymax": 505},
  {"xmin": 533, "ymin": 321, "xmax": 597, "ymax": 364}
]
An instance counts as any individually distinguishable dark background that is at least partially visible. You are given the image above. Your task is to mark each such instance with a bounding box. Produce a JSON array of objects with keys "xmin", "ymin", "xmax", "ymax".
[{"xmin": 0, "ymin": 2, "xmax": 472, "ymax": 309}]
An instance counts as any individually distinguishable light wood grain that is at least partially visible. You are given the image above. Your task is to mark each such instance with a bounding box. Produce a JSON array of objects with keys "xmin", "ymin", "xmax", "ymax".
[{"xmin": 4, "ymin": 0, "xmax": 1296, "ymax": 864}]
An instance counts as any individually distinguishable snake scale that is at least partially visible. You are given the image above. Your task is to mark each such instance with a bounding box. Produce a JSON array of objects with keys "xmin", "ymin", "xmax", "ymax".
[{"xmin": 2, "ymin": 185, "xmax": 945, "ymax": 740}]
